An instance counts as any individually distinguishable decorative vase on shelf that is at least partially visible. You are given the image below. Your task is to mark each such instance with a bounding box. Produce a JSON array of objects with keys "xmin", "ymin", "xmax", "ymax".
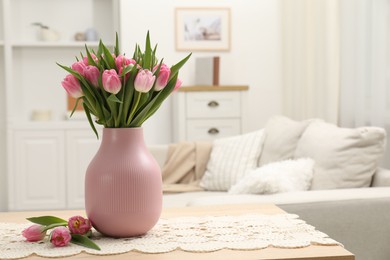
[{"xmin": 85, "ymin": 127, "xmax": 162, "ymax": 237}]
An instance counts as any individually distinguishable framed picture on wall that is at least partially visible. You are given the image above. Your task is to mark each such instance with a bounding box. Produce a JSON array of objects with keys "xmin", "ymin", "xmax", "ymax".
[{"xmin": 175, "ymin": 7, "xmax": 231, "ymax": 51}]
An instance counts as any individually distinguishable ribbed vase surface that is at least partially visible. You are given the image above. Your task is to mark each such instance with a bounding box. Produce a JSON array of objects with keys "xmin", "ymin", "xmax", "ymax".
[{"xmin": 85, "ymin": 127, "xmax": 162, "ymax": 237}]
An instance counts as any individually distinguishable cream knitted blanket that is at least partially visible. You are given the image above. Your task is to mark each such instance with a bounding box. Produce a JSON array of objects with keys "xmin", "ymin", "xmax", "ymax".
[{"xmin": 162, "ymin": 141, "xmax": 212, "ymax": 193}]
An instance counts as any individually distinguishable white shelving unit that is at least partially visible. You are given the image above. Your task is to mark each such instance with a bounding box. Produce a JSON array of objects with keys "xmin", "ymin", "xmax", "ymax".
[
  {"xmin": 11, "ymin": 41, "xmax": 113, "ymax": 48},
  {"xmin": 5, "ymin": 0, "xmax": 118, "ymax": 123},
  {"xmin": 0, "ymin": 0, "xmax": 7, "ymax": 211},
  {"xmin": 1, "ymin": 0, "xmax": 119, "ymax": 211}
]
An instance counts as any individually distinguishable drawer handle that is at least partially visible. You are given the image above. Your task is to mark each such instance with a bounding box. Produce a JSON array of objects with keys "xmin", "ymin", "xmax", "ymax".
[
  {"xmin": 208, "ymin": 101, "xmax": 219, "ymax": 107},
  {"xmin": 208, "ymin": 128, "xmax": 220, "ymax": 135}
]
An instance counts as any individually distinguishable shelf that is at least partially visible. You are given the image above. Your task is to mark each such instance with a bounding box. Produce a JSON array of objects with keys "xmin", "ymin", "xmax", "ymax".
[
  {"xmin": 179, "ymin": 85, "xmax": 249, "ymax": 92},
  {"xmin": 11, "ymin": 41, "xmax": 114, "ymax": 48},
  {"xmin": 9, "ymin": 120, "xmax": 99, "ymax": 130}
]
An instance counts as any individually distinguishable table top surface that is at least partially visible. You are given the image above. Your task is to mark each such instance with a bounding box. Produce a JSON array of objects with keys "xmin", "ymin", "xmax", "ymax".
[{"xmin": 0, "ymin": 203, "xmax": 354, "ymax": 260}]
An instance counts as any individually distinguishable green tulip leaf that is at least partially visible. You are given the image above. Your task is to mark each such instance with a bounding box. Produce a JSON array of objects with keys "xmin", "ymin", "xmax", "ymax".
[
  {"xmin": 121, "ymin": 64, "xmax": 134, "ymax": 76},
  {"xmin": 151, "ymin": 44, "xmax": 158, "ymax": 68},
  {"xmin": 129, "ymin": 95, "xmax": 158, "ymax": 127},
  {"xmin": 143, "ymin": 31, "xmax": 152, "ymax": 70},
  {"xmin": 122, "ymin": 66, "xmax": 138, "ymax": 125},
  {"xmin": 114, "ymin": 32, "xmax": 120, "ymax": 57},
  {"xmin": 83, "ymin": 102, "xmax": 99, "ymax": 139},
  {"xmin": 168, "ymin": 53, "xmax": 192, "ymax": 82},
  {"xmin": 101, "ymin": 41, "xmax": 116, "ymax": 69},
  {"xmin": 107, "ymin": 94, "xmax": 122, "ymax": 104},
  {"xmin": 99, "ymin": 54, "xmax": 110, "ymax": 70},
  {"xmin": 70, "ymin": 97, "xmax": 83, "ymax": 118},
  {"xmin": 85, "ymin": 45, "xmax": 98, "ymax": 67},
  {"xmin": 27, "ymin": 216, "xmax": 67, "ymax": 226},
  {"xmin": 132, "ymin": 44, "xmax": 138, "ymax": 61},
  {"xmin": 56, "ymin": 63, "xmax": 82, "ymax": 80},
  {"xmin": 71, "ymin": 234, "xmax": 101, "ymax": 251},
  {"xmin": 152, "ymin": 59, "xmax": 164, "ymax": 77}
]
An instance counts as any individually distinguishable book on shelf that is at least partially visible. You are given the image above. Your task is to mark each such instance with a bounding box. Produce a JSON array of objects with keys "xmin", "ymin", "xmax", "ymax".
[{"xmin": 195, "ymin": 56, "xmax": 220, "ymax": 86}]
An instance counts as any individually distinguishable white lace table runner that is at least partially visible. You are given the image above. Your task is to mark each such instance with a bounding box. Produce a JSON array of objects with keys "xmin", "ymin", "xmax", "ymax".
[{"xmin": 0, "ymin": 214, "xmax": 341, "ymax": 259}]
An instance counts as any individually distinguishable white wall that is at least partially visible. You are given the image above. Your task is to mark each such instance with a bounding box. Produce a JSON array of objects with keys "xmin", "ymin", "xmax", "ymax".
[
  {"xmin": 119, "ymin": 0, "xmax": 283, "ymax": 144},
  {"xmin": 0, "ymin": 0, "xmax": 6, "ymax": 211},
  {"xmin": 0, "ymin": 50, "xmax": 6, "ymax": 211}
]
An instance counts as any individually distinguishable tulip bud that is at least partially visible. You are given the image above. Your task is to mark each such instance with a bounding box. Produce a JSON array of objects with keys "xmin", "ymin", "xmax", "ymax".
[
  {"xmin": 71, "ymin": 61, "xmax": 86, "ymax": 76},
  {"xmin": 134, "ymin": 69, "xmax": 156, "ymax": 93},
  {"xmin": 115, "ymin": 55, "xmax": 136, "ymax": 71},
  {"xmin": 119, "ymin": 66, "xmax": 132, "ymax": 81},
  {"xmin": 61, "ymin": 74, "xmax": 83, "ymax": 98},
  {"xmin": 153, "ymin": 64, "xmax": 171, "ymax": 91},
  {"xmin": 102, "ymin": 69, "xmax": 122, "ymax": 94},
  {"xmin": 83, "ymin": 54, "xmax": 98, "ymax": 66},
  {"xmin": 68, "ymin": 216, "xmax": 92, "ymax": 235},
  {"xmin": 174, "ymin": 78, "xmax": 182, "ymax": 91},
  {"xmin": 50, "ymin": 227, "xmax": 71, "ymax": 247},
  {"xmin": 22, "ymin": 224, "xmax": 46, "ymax": 242},
  {"xmin": 84, "ymin": 65, "xmax": 100, "ymax": 87}
]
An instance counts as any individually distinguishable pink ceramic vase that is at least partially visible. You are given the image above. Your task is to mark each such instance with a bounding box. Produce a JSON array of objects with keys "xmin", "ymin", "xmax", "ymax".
[{"xmin": 85, "ymin": 127, "xmax": 162, "ymax": 237}]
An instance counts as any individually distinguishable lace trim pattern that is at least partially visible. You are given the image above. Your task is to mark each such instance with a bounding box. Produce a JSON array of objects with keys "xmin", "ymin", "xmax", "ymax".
[{"xmin": 0, "ymin": 214, "xmax": 341, "ymax": 259}]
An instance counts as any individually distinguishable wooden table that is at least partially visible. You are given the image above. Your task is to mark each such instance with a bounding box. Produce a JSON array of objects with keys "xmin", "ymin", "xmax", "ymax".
[{"xmin": 0, "ymin": 204, "xmax": 354, "ymax": 260}]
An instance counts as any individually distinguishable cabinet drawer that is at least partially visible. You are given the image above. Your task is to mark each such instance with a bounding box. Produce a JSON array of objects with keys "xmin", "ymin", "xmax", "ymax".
[
  {"xmin": 186, "ymin": 92, "xmax": 241, "ymax": 118},
  {"xmin": 186, "ymin": 119, "xmax": 241, "ymax": 141}
]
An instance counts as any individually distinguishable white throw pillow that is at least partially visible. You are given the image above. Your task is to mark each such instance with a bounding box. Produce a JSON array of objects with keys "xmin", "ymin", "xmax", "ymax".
[
  {"xmin": 200, "ymin": 129, "xmax": 265, "ymax": 191},
  {"xmin": 294, "ymin": 121, "xmax": 386, "ymax": 190},
  {"xmin": 228, "ymin": 158, "xmax": 315, "ymax": 194},
  {"xmin": 259, "ymin": 115, "xmax": 317, "ymax": 166}
]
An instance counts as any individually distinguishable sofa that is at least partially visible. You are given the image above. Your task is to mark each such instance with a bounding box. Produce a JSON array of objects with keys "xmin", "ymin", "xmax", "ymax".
[{"xmin": 152, "ymin": 116, "xmax": 390, "ymax": 260}]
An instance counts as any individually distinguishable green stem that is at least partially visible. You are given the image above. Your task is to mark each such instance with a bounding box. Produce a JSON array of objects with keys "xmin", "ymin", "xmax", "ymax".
[
  {"xmin": 127, "ymin": 92, "xmax": 142, "ymax": 125},
  {"xmin": 42, "ymin": 222, "xmax": 68, "ymax": 233}
]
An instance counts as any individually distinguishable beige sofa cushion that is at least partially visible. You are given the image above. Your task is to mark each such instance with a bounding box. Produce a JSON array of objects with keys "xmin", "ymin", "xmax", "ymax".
[
  {"xmin": 259, "ymin": 115, "xmax": 313, "ymax": 166},
  {"xmin": 294, "ymin": 121, "xmax": 386, "ymax": 190},
  {"xmin": 371, "ymin": 168, "xmax": 390, "ymax": 187}
]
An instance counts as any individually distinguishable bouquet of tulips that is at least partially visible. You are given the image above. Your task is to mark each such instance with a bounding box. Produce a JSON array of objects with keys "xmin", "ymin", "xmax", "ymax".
[{"xmin": 59, "ymin": 32, "xmax": 191, "ymax": 138}]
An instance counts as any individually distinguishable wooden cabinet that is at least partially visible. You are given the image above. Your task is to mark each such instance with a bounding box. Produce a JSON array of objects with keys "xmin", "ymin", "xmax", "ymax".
[
  {"xmin": 65, "ymin": 129, "xmax": 101, "ymax": 209},
  {"xmin": 173, "ymin": 86, "xmax": 248, "ymax": 142},
  {"xmin": 8, "ymin": 125, "xmax": 101, "ymax": 211},
  {"xmin": 9, "ymin": 130, "xmax": 66, "ymax": 211}
]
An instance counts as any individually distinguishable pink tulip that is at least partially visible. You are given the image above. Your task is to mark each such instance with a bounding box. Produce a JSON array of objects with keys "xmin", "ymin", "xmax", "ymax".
[
  {"xmin": 118, "ymin": 66, "xmax": 131, "ymax": 81},
  {"xmin": 84, "ymin": 65, "xmax": 100, "ymax": 87},
  {"xmin": 83, "ymin": 54, "xmax": 98, "ymax": 66},
  {"xmin": 174, "ymin": 78, "xmax": 182, "ymax": 91},
  {"xmin": 134, "ymin": 69, "xmax": 156, "ymax": 93},
  {"xmin": 50, "ymin": 227, "xmax": 71, "ymax": 247},
  {"xmin": 68, "ymin": 216, "xmax": 92, "ymax": 235},
  {"xmin": 71, "ymin": 61, "xmax": 86, "ymax": 76},
  {"xmin": 22, "ymin": 224, "xmax": 46, "ymax": 242},
  {"xmin": 115, "ymin": 55, "xmax": 136, "ymax": 71},
  {"xmin": 61, "ymin": 74, "xmax": 83, "ymax": 98},
  {"xmin": 102, "ymin": 69, "xmax": 122, "ymax": 94},
  {"xmin": 153, "ymin": 64, "xmax": 171, "ymax": 91}
]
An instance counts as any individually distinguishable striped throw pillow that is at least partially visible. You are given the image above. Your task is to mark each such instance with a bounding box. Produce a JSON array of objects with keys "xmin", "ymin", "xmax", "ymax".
[{"xmin": 200, "ymin": 129, "xmax": 265, "ymax": 191}]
